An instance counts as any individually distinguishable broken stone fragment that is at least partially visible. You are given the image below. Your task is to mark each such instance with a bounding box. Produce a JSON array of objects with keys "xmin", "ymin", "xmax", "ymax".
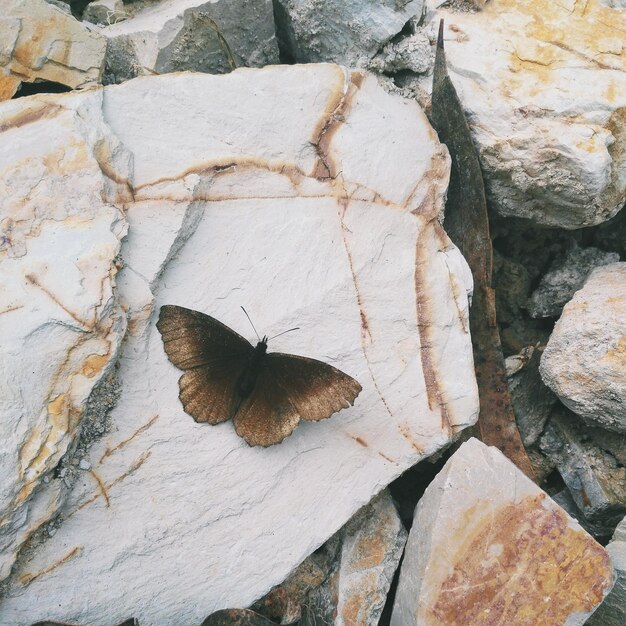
[
  {"xmin": 417, "ymin": 3, "xmax": 626, "ymax": 228},
  {"xmin": 273, "ymin": 0, "xmax": 425, "ymax": 67},
  {"xmin": 0, "ymin": 0, "xmax": 107, "ymax": 100},
  {"xmin": 100, "ymin": 0, "xmax": 279, "ymax": 84},
  {"xmin": 369, "ymin": 31, "xmax": 432, "ymax": 75},
  {"xmin": 508, "ymin": 347, "xmax": 557, "ymax": 446},
  {"xmin": 254, "ymin": 489, "xmax": 406, "ymax": 626},
  {"xmin": 0, "ymin": 65, "xmax": 477, "ymax": 626},
  {"xmin": 540, "ymin": 407, "xmax": 626, "ymax": 525},
  {"xmin": 540, "ymin": 263, "xmax": 626, "ymax": 433},
  {"xmin": 527, "ymin": 244, "xmax": 620, "ymax": 319},
  {"xmin": 391, "ymin": 437, "xmax": 615, "ymax": 626},
  {"xmin": 586, "ymin": 515, "xmax": 626, "ymax": 626}
]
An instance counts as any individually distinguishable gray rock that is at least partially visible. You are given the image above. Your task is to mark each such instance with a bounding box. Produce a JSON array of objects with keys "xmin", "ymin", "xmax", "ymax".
[
  {"xmin": 508, "ymin": 348, "xmax": 558, "ymax": 446},
  {"xmin": 102, "ymin": 0, "xmax": 279, "ymax": 84},
  {"xmin": 540, "ymin": 263, "xmax": 626, "ymax": 432},
  {"xmin": 369, "ymin": 31, "xmax": 432, "ymax": 74},
  {"xmin": 527, "ymin": 244, "xmax": 620, "ymax": 318},
  {"xmin": 586, "ymin": 516, "xmax": 626, "ymax": 626},
  {"xmin": 273, "ymin": 0, "xmax": 424, "ymax": 66},
  {"xmin": 540, "ymin": 408, "xmax": 626, "ymax": 524},
  {"xmin": 552, "ymin": 490, "xmax": 616, "ymax": 541}
]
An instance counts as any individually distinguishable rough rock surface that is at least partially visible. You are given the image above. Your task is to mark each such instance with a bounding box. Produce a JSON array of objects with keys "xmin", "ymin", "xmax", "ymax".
[
  {"xmin": 540, "ymin": 408, "xmax": 626, "ymax": 524},
  {"xmin": 540, "ymin": 263, "xmax": 626, "ymax": 432},
  {"xmin": 101, "ymin": 0, "xmax": 279, "ymax": 84},
  {"xmin": 273, "ymin": 0, "xmax": 424, "ymax": 66},
  {"xmin": 83, "ymin": 0, "xmax": 127, "ymax": 25},
  {"xmin": 333, "ymin": 490, "xmax": 406, "ymax": 626},
  {"xmin": 0, "ymin": 0, "xmax": 107, "ymax": 100},
  {"xmin": 0, "ymin": 65, "xmax": 478, "ymax": 626},
  {"xmin": 418, "ymin": 2, "xmax": 626, "ymax": 228},
  {"xmin": 528, "ymin": 244, "xmax": 620, "ymax": 318},
  {"xmin": 391, "ymin": 438, "xmax": 615, "ymax": 626},
  {"xmin": 508, "ymin": 348, "xmax": 557, "ymax": 446},
  {"xmin": 587, "ymin": 516, "xmax": 626, "ymax": 626},
  {"xmin": 0, "ymin": 90, "xmax": 128, "ymax": 580}
]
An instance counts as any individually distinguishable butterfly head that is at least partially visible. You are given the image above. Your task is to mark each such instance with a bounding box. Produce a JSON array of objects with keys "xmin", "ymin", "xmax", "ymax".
[{"xmin": 256, "ymin": 336, "xmax": 269, "ymax": 353}]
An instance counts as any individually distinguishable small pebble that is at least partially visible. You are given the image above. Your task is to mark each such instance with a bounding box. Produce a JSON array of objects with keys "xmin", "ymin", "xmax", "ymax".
[{"xmin": 79, "ymin": 459, "xmax": 92, "ymax": 470}]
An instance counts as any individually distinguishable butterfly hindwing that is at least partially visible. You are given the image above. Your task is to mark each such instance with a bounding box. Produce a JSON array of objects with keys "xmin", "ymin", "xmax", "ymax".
[
  {"xmin": 157, "ymin": 305, "xmax": 253, "ymax": 424},
  {"xmin": 267, "ymin": 353, "xmax": 362, "ymax": 422},
  {"xmin": 233, "ymin": 363, "xmax": 301, "ymax": 447}
]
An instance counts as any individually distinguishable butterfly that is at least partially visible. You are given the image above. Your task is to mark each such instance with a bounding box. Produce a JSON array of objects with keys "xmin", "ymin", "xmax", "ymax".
[{"xmin": 156, "ymin": 305, "xmax": 362, "ymax": 447}]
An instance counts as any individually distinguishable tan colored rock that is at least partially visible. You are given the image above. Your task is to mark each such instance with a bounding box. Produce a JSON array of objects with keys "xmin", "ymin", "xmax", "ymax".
[
  {"xmin": 0, "ymin": 0, "xmax": 106, "ymax": 100},
  {"xmin": 540, "ymin": 263, "xmax": 626, "ymax": 432},
  {"xmin": 391, "ymin": 438, "xmax": 615, "ymax": 626}
]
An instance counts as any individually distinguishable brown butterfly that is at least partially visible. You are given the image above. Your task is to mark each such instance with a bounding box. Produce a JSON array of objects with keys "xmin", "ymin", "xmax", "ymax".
[{"xmin": 156, "ymin": 305, "xmax": 362, "ymax": 446}]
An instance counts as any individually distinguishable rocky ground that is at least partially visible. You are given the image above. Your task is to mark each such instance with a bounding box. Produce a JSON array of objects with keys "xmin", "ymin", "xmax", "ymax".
[{"xmin": 0, "ymin": 0, "xmax": 624, "ymax": 625}]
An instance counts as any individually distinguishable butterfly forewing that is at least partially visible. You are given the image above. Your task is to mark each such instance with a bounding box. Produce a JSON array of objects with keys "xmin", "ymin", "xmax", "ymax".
[
  {"xmin": 267, "ymin": 353, "xmax": 362, "ymax": 421},
  {"xmin": 157, "ymin": 305, "xmax": 252, "ymax": 370}
]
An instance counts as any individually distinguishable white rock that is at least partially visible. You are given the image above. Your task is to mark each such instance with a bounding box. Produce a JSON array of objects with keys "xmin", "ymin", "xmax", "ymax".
[
  {"xmin": 0, "ymin": 65, "xmax": 478, "ymax": 626},
  {"xmin": 540, "ymin": 263, "xmax": 626, "ymax": 432},
  {"xmin": 391, "ymin": 438, "xmax": 615, "ymax": 626},
  {"xmin": 101, "ymin": 0, "xmax": 279, "ymax": 84},
  {"xmin": 0, "ymin": 90, "xmax": 128, "ymax": 579},
  {"xmin": 418, "ymin": 2, "xmax": 626, "ymax": 228},
  {"xmin": 0, "ymin": 0, "xmax": 107, "ymax": 100},
  {"xmin": 273, "ymin": 0, "xmax": 425, "ymax": 66}
]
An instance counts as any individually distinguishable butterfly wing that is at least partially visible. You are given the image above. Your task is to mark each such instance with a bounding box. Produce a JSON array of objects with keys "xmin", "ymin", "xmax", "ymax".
[
  {"xmin": 268, "ymin": 353, "xmax": 362, "ymax": 421},
  {"xmin": 156, "ymin": 305, "xmax": 253, "ymax": 424},
  {"xmin": 233, "ymin": 353, "xmax": 362, "ymax": 447},
  {"xmin": 232, "ymin": 364, "xmax": 301, "ymax": 447}
]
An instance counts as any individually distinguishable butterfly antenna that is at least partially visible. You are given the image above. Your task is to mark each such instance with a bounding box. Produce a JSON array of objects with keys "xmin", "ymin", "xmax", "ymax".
[
  {"xmin": 267, "ymin": 327, "xmax": 300, "ymax": 342},
  {"xmin": 241, "ymin": 306, "xmax": 261, "ymax": 341}
]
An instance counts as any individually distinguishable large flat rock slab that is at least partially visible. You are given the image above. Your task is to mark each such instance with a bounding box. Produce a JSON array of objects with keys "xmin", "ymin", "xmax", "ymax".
[
  {"xmin": 0, "ymin": 65, "xmax": 478, "ymax": 625},
  {"xmin": 392, "ymin": 438, "xmax": 615, "ymax": 626}
]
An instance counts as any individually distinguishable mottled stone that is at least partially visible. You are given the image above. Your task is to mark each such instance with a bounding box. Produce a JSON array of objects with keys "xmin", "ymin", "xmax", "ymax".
[
  {"xmin": 540, "ymin": 263, "xmax": 626, "ymax": 432},
  {"xmin": 0, "ymin": 65, "xmax": 477, "ymax": 626},
  {"xmin": 391, "ymin": 438, "xmax": 615, "ymax": 626},
  {"xmin": 0, "ymin": 89, "xmax": 128, "ymax": 580},
  {"xmin": 540, "ymin": 407, "xmax": 626, "ymax": 524},
  {"xmin": 0, "ymin": 0, "xmax": 106, "ymax": 100},
  {"xmin": 273, "ymin": 0, "xmax": 424, "ymax": 66},
  {"xmin": 102, "ymin": 0, "xmax": 279, "ymax": 84},
  {"xmin": 418, "ymin": 2, "xmax": 626, "ymax": 228},
  {"xmin": 528, "ymin": 244, "xmax": 620, "ymax": 318}
]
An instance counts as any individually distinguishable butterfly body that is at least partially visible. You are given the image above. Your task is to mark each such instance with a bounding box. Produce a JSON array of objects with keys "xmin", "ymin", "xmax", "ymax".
[
  {"xmin": 236, "ymin": 338, "xmax": 268, "ymax": 400},
  {"xmin": 157, "ymin": 305, "xmax": 362, "ymax": 446}
]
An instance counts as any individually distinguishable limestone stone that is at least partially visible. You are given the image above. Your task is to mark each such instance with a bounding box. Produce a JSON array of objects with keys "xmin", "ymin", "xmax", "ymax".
[
  {"xmin": 0, "ymin": 65, "xmax": 478, "ymax": 626},
  {"xmin": 391, "ymin": 438, "xmax": 615, "ymax": 626},
  {"xmin": 273, "ymin": 0, "xmax": 424, "ymax": 66},
  {"xmin": 101, "ymin": 0, "xmax": 279, "ymax": 84},
  {"xmin": 528, "ymin": 244, "xmax": 620, "ymax": 319},
  {"xmin": 417, "ymin": 2, "xmax": 626, "ymax": 228},
  {"xmin": 540, "ymin": 263, "xmax": 626, "ymax": 432},
  {"xmin": 0, "ymin": 0, "xmax": 106, "ymax": 100},
  {"xmin": 0, "ymin": 90, "xmax": 128, "ymax": 580}
]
